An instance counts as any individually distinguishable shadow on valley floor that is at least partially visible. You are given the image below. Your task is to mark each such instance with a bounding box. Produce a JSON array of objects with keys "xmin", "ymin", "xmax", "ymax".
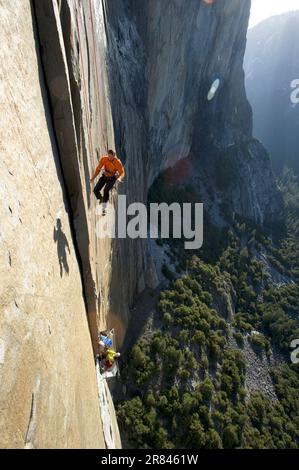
[{"xmin": 121, "ymin": 285, "xmax": 165, "ymax": 354}]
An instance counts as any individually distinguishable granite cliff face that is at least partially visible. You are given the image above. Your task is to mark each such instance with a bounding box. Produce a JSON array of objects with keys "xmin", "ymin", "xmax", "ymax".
[
  {"xmin": 0, "ymin": 0, "xmax": 283, "ymax": 449},
  {"xmin": 0, "ymin": 0, "xmax": 120, "ymax": 449},
  {"xmin": 244, "ymin": 11, "xmax": 299, "ymax": 174},
  {"xmin": 106, "ymin": 0, "xmax": 283, "ymax": 226}
]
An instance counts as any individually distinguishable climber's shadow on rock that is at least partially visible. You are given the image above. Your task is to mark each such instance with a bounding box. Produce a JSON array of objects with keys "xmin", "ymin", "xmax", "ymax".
[{"xmin": 54, "ymin": 219, "xmax": 70, "ymax": 277}]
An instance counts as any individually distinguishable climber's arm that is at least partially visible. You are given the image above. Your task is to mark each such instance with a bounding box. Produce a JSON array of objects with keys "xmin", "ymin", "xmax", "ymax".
[
  {"xmin": 116, "ymin": 160, "xmax": 125, "ymax": 183},
  {"xmin": 90, "ymin": 158, "xmax": 104, "ymax": 182}
]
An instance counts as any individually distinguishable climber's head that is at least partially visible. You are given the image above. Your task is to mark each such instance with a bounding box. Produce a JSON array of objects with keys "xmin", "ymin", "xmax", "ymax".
[{"xmin": 108, "ymin": 150, "xmax": 116, "ymax": 161}]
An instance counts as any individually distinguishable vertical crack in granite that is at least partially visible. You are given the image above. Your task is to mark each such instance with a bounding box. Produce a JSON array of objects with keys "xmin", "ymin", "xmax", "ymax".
[{"xmin": 24, "ymin": 393, "xmax": 35, "ymax": 449}]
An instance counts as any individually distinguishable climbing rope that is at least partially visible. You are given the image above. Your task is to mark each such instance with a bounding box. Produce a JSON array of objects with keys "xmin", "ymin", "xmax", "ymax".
[
  {"xmin": 88, "ymin": 0, "xmax": 106, "ymax": 148},
  {"xmin": 75, "ymin": 0, "xmax": 110, "ymax": 172},
  {"xmin": 75, "ymin": 5, "xmax": 96, "ymax": 167},
  {"xmin": 75, "ymin": 2, "xmax": 121, "ymax": 342}
]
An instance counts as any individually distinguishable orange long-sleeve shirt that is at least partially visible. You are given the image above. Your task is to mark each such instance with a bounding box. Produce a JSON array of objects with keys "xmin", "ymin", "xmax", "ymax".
[{"xmin": 92, "ymin": 155, "xmax": 125, "ymax": 180}]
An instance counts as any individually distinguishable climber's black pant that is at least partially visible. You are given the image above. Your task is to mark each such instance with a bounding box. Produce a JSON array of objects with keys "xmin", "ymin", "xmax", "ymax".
[{"xmin": 94, "ymin": 175, "xmax": 117, "ymax": 203}]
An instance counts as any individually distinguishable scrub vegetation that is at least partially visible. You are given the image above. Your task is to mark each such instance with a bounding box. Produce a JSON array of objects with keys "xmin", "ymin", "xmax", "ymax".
[{"xmin": 116, "ymin": 169, "xmax": 299, "ymax": 449}]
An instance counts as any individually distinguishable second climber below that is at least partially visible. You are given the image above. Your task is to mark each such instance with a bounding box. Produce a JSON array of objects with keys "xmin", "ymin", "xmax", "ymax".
[{"xmin": 90, "ymin": 149, "xmax": 125, "ymax": 216}]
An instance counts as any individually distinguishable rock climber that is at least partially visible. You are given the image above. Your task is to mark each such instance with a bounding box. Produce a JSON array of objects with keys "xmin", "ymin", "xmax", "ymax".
[
  {"xmin": 90, "ymin": 149, "xmax": 125, "ymax": 216},
  {"xmin": 97, "ymin": 333, "xmax": 121, "ymax": 372},
  {"xmin": 104, "ymin": 348, "xmax": 121, "ymax": 370},
  {"xmin": 99, "ymin": 333, "xmax": 113, "ymax": 349}
]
